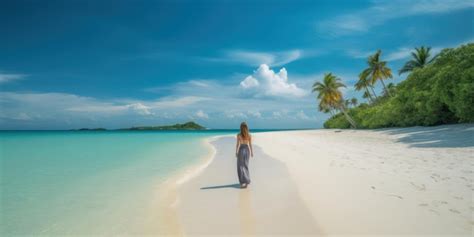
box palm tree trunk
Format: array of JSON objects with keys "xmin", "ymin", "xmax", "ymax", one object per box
[
  {"xmin": 365, "ymin": 87, "xmax": 374, "ymax": 102},
  {"xmin": 379, "ymin": 79, "xmax": 392, "ymax": 97},
  {"xmin": 339, "ymin": 106, "xmax": 357, "ymax": 128},
  {"xmin": 369, "ymin": 85, "xmax": 378, "ymax": 99}
]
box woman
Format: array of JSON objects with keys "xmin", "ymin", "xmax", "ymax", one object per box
[{"xmin": 235, "ymin": 122, "xmax": 253, "ymax": 188}]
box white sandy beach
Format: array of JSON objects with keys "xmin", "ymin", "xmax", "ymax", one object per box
[{"xmin": 174, "ymin": 124, "xmax": 473, "ymax": 236}]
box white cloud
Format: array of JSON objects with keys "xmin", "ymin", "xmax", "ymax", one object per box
[
  {"xmin": 408, "ymin": 0, "xmax": 474, "ymax": 14},
  {"xmin": 226, "ymin": 50, "xmax": 275, "ymax": 65},
  {"xmin": 385, "ymin": 47, "xmax": 414, "ymax": 61},
  {"xmin": 272, "ymin": 111, "xmax": 284, "ymax": 119},
  {"xmin": 347, "ymin": 48, "xmax": 414, "ymax": 61},
  {"xmin": 224, "ymin": 111, "xmax": 248, "ymax": 119},
  {"xmin": 149, "ymin": 96, "xmax": 210, "ymax": 108},
  {"xmin": 127, "ymin": 103, "xmax": 152, "ymax": 115},
  {"xmin": 0, "ymin": 92, "xmax": 208, "ymax": 123},
  {"xmin": 207, "ymin": 49, "xmax": 304, "ymax": 67},
  {"xmin": 318, "ymin": 0, "xmax": 474, "ymax": 37},
  {"xmin": 187, "ymin": 80, "xmax": 211, "ymax": 88},
  {"xmin": 0, "ymin": 73, "xmax": 325, "ymax": 129},
  {"xmin": 239, "ymin": 64, "xmax": 307, "ymax": 98},
  {"xmin": 296, "ymin": 110, "xmax": 310, "ymax": 120},
  {"xmin": 64, "ymin": 96, "xmax": 208, "ymax": 114},
  {"xmin": 346, "ymin": 49, "xmax": 372, "ymax": 59},
  {"xmin": 247, "ymin": 111, "xmax": 262, "ymax": 119},
  {"xmin": 0, "ymin": 89, "xmax": 323, "ymax": 129},
  {"xmin": 145, "ymin": 79, "xmax": 241, "ymax": 99},
  {"xmin": 1, "ymin": 112, "xmax": 33, "ymax": 121},
  {"xmin": 0, "ymin": 73, "xmax": 27, "ymax": 84},
  {"xmin": 195, "ymin": 110, "xmax": 209, "ymax": 119},
  {"xmin": 240, "ymin": 76, "xmax": 259, "ymax": 88}
]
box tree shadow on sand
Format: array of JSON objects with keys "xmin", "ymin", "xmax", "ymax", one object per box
[
  {"xmin": 379, "ymin": 124, "xmax": 474, "ymax": 148},
  {"xmin": 200, "ymin": 183, "xmax": 241, "ymax": 190}
]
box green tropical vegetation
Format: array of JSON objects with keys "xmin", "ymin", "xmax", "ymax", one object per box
[
  {"xmin": 312, "ymin": 73, "xmax": 357, "ymax": 128},
  {"xmin": 398, "ymin": 46, "xmax": 436, "ymax": 75},
  {"xmin": 360, "ymin": 49, "xmax": 394, "ymax": 97},
  {"xmin": 74, "ymin": 128, "xmax": 107, "ymax": 131},
  {"xmin": 313, "ymin": 43, "xmax": 474, "ymax": 129}
]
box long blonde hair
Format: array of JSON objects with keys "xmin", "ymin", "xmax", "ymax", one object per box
[{"xmin": 240, "ymin": 122, "xmax": 250, "ymax": 141}]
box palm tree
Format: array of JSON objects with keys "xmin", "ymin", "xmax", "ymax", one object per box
[
  {"xmin": 350, "ymin": 97, "xmax": 358, "ymax": 107},
  {"xmin": 384, "ymin": 82, "xmax": 396, "ymax": 97},
  {"xmin": 399, "ymin": 46, "xmax": 436, "ymax": 75},
  {"xmin": 312, "ymin": 73, "xmax": 357, "ymax": 128},
  {"xmin": 319, "ymin": 103, "xmax": 334, "ymax": 116},
  {"xmin": 361, "ymin": 50, "xmax": 393, "ymax": 97},
  {"xmin": 344, "ymin": 99, "xmax": 351, "ymax": 108},
  {"xmin": 355, "ymin": 72, "xmax": 376, "ymax": 102},
  {"xmin": 362, "ymin": 91, "xmax": 372, "ymax": 101}
]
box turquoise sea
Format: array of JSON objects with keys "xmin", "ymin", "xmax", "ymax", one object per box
[{"xmin": 1, "ymin": 130, "xmax": 250, "ymax": 235}]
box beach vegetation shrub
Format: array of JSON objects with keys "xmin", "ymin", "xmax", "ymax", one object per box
[{"xmin": 324, "ymin": 43, "xmax": 474, "ymax": 128}]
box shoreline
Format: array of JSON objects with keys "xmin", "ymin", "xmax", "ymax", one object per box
[
  {"xmin": 155, "ymin": 134, "xmax": 231, "ymax": 235},
  {"xmin": 174, "ymin": 135, "xmax": 229, "ymax": 186},
  {"xmin": 175, "ymin": 136, "xmax": 321, "ymax": 235}
]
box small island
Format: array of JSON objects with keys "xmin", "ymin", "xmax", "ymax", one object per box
[
  {"xmin": 72, "ymin": 121, "xmax": 206, "ymax": 131},
  {"xmin": 71, "ymin": 128, "xmax": 107, "ymax": 131},
  {"xmin": 123, "ymin": 121, "xmax": 206, "ymax": 131}
]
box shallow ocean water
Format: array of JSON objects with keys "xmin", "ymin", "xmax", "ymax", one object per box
[{"xmin": 0, "ymin": 130, "xmax": 235, "ymax": 234}]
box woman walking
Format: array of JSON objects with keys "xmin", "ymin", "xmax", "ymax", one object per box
[{"xmin": 235, "ymin": 122, "xmax": 253, "ymax": 188}]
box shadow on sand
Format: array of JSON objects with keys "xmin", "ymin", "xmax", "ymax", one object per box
[
  {"xmin": 200, "ymin": 183, "xmax": 241, "ymax": 190},
  {"xmin": 380, "ymin": 124, "xmax": 474, "ymax": 148}
]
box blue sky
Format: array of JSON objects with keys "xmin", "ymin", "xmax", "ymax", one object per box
[{"xmin": 1, "ymin": 0, "xmax": 473, "ymax": 129}]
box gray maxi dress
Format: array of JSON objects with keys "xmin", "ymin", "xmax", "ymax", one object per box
[{"xmin": 237, "ymin": 144, "xmax": 251, "ymax": 184}]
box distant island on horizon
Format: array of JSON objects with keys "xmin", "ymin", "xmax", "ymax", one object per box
[{"xmin": 73, "ymin": 121, "xmax": 206, "ymax": 131}]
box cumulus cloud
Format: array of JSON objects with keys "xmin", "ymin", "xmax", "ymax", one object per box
[
  {"xmin": 240, "ymin": 76, "xmax": 259, "ymax": 89},
  {"xmin": 239, "ymin": 64, "xmax": 307, "ymax": 98}
]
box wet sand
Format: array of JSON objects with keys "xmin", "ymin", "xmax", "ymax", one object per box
[{"xmin": 175, "ymin": 136, "xmax": 321, "ymax": 236}]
